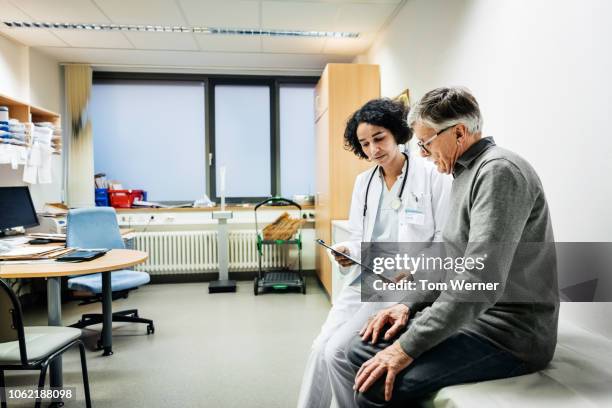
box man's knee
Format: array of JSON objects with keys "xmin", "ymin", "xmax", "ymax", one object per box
[
  {"xmin": 356, "ymin": 371, "xmax": 433, "ymax": 407},
  {"xmin": 355, "ymin": 388, "xmax": 387, "ymax": 408},
  {"xmin": 346, "ymin": 335, "xmax": 372, "ymax": 369}
]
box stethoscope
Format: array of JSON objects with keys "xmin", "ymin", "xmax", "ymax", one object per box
[{"xmin": 363, "ymin": 151, "xmax": 409, "ymax": 218}]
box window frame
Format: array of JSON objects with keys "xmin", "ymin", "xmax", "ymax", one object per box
[{"xmin": 92, "ymin": 72, "xmax": 318, "ymax": 204}]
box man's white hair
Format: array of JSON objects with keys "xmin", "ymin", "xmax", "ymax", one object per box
[{"xmin": 407, "ymin": 87, "xmax": 483, "ymax": 134}]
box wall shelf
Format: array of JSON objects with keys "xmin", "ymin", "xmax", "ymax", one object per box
[{"xmin": 0, "ymin": 92, "xmax": 62, "ymax": 155}]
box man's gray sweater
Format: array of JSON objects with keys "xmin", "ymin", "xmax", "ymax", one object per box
[{"xmin": 399, "ymin": 137, "xmax": 559, "ymax": 370}]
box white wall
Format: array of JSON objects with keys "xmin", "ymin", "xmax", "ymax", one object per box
[
  {"xmin": 356, "ymin": 0, "xmax": 612, "ymax": 241},
  {"xmin": 0, "ymin": 33, "xmax": 63, "ymax": 209},
  {"xmin": 0, "ymin": 33, "xmax": 28, "ymax": 100},
  {"xmin": 28, "ymin": 47, "xmax": 61, "ymax": 114}
]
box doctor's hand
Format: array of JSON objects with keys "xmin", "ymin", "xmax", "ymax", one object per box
[
  {"xmin": 354, "ymin": 341, "xmax": 414, "ymax": 401},
  {"xmin": 360, "ymin": 304, "xmax": 410, "ymax": 344},
  {"xmin": 332, "ymin": 246, "xmax": 354, "ymax": 267}
]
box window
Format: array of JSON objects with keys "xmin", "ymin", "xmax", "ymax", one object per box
[
  {"xmin": 91, "ymin": 80, "xmax": 206, "ymax": 202},
  {"xmin": 212, "ymin": 84, "xmax": 272, "ymax": 200},
  {"xmin": 91, "ymin": 73, "xmax": 317, "ymax": 204},
  {"xmin": 279, "ymin": 84, "xmax": 316, "ymax": 197}
]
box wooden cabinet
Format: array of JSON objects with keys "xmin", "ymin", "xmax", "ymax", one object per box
[{"xmin": 314, "ymin": 64, "xmax": 380, "ymax": 297}]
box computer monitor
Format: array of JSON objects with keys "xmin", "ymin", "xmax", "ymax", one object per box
[{"xmin": 0, "ymin": 186, "xmax": 39, "ymax": 234}]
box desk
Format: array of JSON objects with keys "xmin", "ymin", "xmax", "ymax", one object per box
[{"xmin": 0, "ymin": 249, "xmax": 147, "ymax": 389}]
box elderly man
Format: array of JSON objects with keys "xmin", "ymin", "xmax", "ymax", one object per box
[{"xmin": 345, "ymin": 87, "xmax": 559, "ymax": 407}]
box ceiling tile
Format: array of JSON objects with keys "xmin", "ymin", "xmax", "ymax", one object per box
[
  {"xmin": 0, "ymin": 0, "xmax": 32, "ymax": 20},
  {"xmin": 35, "ymin": 46, "xmax": 353, "ymax": 74},
  {"xmin": 0, "ymin": 27, "xmax": 67, "ymax": 47},
  {"xmin": 261, "ymin": 1, "xmax": 338, "ymax": 31},
  {"xmin": 178, "ymin": 0, "xmax": 260, "ymax": 28},
  {"xmin": 194, "ymin": 34, "xmax": 260, "ymax": 52},
  {"xmin": 286, "ymin": 0, "xmax": 400, "ymax": 3},
  {"xmin": 124, "ymin": 31, "xmax": 198, "ymax": 51},
  {"xmin": 334, "ymin": 3, "xmax": 397, "ymax": 33},
  {"xmin": 94, "ymin": 0, "xmax": 187, "ymax": 26},
  {"xmin": 344, "ymin": 0, "xmax": 400, "ymax": 3},
  {"xmin": 50, "ymin": 29, "xmax": 133, "ymax": 48},
  {"xmin": 323, "ymin": 33, "xmax": 375, "ymax": 55},
  {"xmin": 262, "ymin": 37, "xmax": 325, "ymax": 54},
  {"xmin": 12, "ymin": 0, "xmax": 111, "ymax": 23}
]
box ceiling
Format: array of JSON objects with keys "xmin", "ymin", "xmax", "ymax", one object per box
[{"xmin": 0, "ymin": 0, "xmax": 405, "ymax": 74}]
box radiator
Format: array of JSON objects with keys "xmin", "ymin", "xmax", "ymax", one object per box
[{"xmin": 131, "ymin": 230, "xmax": 288, "ymax": 275}]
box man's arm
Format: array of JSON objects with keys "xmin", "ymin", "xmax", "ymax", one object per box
[{"xmin": 398, "ymin": 159, "xmax": 535, "ymax": 358}]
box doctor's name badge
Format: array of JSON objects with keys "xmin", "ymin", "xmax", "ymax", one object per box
[{"xmin": 401, "ymin": 208, "xmax": 425, "ymax": 225}]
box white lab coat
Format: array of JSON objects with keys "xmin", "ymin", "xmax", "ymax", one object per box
[
  {"xmin": 334, "ymin": 151, "xmax": 452, "ymax": 291},
  {"xmin": 298, "ymin": 152, "xmax": 452, "ymax": 408}
]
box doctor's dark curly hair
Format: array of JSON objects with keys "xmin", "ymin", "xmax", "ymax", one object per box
[{"xmin": 344, "ymin": 98, "xmax": 412, "ymax": 160}]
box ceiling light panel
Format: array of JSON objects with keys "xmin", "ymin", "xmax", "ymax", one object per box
[{"xmin": 3, "ymin": 21, "xmax": 358, "ymax": 38}]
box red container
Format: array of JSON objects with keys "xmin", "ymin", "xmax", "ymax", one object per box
[{"xmin": 108, "ymin": 189, "xmax": 144, "ymax": 208}]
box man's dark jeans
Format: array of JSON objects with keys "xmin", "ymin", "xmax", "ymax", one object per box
[{"xmin": 347, "ymin": 329, "xmax": 532, "ymax": 408}]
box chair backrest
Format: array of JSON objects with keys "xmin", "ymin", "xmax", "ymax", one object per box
[
  {"xmin": 0, "ymin": 279, "xmax": 28, "ymax": 364},
  {"xmin": 67, "ymin": 207, "xmax": 125, "ymax": 250}
]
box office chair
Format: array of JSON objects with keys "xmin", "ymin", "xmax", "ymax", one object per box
[
  {"xmin": 0, "ymin": 279, "xmax": 92, "ymax": 408},
  {"xmin": 66, "ymin": 208, "xmax": 154, "ymax": 346}
]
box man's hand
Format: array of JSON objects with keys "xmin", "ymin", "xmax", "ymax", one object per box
[
  {"xmin": 332, "ymin": 246, "xmax": 354, "ymax": 267},
  {"xmin": 354, "ymin": 342, "xmax": 414, "ymax": 401},
  {"xmin": 360, "ymin": 304, "xmax": 410, "ymax": 344}
]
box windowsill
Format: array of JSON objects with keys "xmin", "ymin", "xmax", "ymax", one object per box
[{"xmin": 114, "ymin": 204, "xmax": 315, "ymax": 213}]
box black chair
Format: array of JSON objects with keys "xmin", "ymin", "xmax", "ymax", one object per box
[{"xmin": 0, "ymin": 279, "xmax": 91, "ymax": 408}]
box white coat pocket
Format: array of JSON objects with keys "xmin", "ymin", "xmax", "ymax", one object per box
[{"xmin": 399, "ymin": 192, "xmax": 435, "ymax": 241}]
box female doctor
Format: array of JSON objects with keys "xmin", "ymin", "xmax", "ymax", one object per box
[{"xmin": 297, "ymin": 98, "xmax": 452, "ymax": 408}]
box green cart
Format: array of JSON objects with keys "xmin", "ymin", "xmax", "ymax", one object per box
[{"xmin": 254, "ymin": 197, "xmax": 306, "ymax": 296}]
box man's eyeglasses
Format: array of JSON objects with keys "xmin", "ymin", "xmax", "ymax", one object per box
[{"xmin": 416, "ymin": 125, "xmax": 455, "ymax": 155}]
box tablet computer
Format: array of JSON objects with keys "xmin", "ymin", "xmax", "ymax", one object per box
[
  {"xmin": 315, "ymin": 239, "xmax": 408, "ymax": 285},
  {"xmin": 315, "ymin": 239, "xmax": 379, "ymax": 274},
  {"xmin": 56, "ymin": 249, "xmax": 109, "ymax": 262}
]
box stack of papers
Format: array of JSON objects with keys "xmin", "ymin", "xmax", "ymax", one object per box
[
  {"xmin": 28, "ymin": 232, "xmax": 66, "ymax": 241},
  {"xmin": 40, "ymin": 202, "xmax": 68, "ymax": 216},
  {"xmin": 0, "ymin": 245, "xmax": 72, "ymax": 261}
]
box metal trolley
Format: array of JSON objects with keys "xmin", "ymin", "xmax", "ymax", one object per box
[{"xmin": 254, "ymin": 197, "xmax": 306, "ymax": 296}]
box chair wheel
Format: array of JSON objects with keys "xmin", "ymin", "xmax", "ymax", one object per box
[
  {"xmin": 302, "ymin": 284, "xmax": 306, "ymax": 295},
  {"xmin": 147, "ymin": 324, "xmax": 155, "ymax": 335}
]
